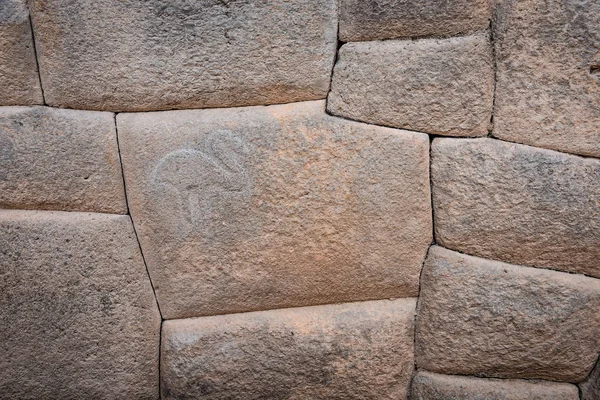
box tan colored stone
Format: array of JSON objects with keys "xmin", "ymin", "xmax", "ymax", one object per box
[
  {"xmin": 0, "ymin": 106, "xmax": 127, "ymax": 214},
  {"xmin": 493, "ymin": 0, "xmax": 600, "ymax": 158},
  {"xmin": 117, "ymin": 100, "xmax": 431, "ymax": 319},
  {"xmin": 432, "ymin": 137, "xmax": 600, "ymax": 278},
  {"xmin": 411, "ymin": 371, "xmax": 579, "ymax": 400},
  {"xmin": 415, "ymin": 246, "xmax": 600, "ymax": 382},
  {"xmin": 339, "ymin": 0, "xmax": 491, "ymax": 42},
  {"xmin": 162, "ymin": 298, "xmax": 415, "ymax": 399},
  {"xmin": 29, "ymin": 0, "xmax": 337, "ymax": 112},
  {"xmin": 580, "ymin": 357, "xmax": 600, "ymax": 400},
  {"xmin": 0, "ymin": 0, "xmax": 43, "ymax": 105},
  {"xmin": 0, "ymin": 210, "xmax": 161, "ymax": 399},
  {"xmin": 327, "ymin": 33, "xmax": 494, "ymax": 137}
]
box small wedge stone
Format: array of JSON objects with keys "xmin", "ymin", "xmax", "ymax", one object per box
[
  {"xmin": 162, "ymin": 299, "xmax": 416, "ymax": 399},
  {"xmin": 339, "ymin": 0, "xmax": 491, "ymax": 42},
  {"xmin": 415, "ymin": 246, "xmax": 600, "ymax": 382},
  {"xmin": 411, "ymin": 371, "xmax": 579, "ymax": 400},
  {"xmin": 0, "ymin": 0, "xmax": 43, "ymax": 105},
  {"xmin": 328, "ymin": 33, "xmax": 494, "ymax": 137},
  {"xmin": 432, "ymin": 137, "xmax": 600, "ymax": 278},
  {"xmin": 0, "ymin": 106, "xmax": 127, "ymax": 214},
  {"xmin": 0, "ymin": 210, "xmax": 161, "ymax": 399}
]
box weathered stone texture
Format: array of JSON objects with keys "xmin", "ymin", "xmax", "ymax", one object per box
[
  {"xmin": 29, "ymin": 0, "xmax": 337, "ymax": 112},
  {"xmin": 118, "ymin": 100, "xmax": 431, "ymax": 319},
  {"xmin": 411, "ymin": 371, "xmax": 579, "ymax": 400},
  {"xmin": 0, "ymin": 210, "xmax": 161, "ymax": 399},
  {"xmin": 493, "ymin": 0, "xmax": 600, "ymax": 157},
  {"xmin": 0, "ymin": 0, "xmax": 43, "ymax": 105},
  {"xmin": 0, "ymin": 106, "xmax": 127, "ymax": 214},
  {"xmin": 162, "ymin": 299, "xmax": 415, "ymax": 400},
  {"xmin": 432, "ymin": 138, "xmax": 600, "ymax": 278},
  {"xmin": 339, "ymin": 0, "xmax": 491, "ymax": 42},
  {"xmin": 415, "ymin": 246, "xmax": 600, "ymax": 382},
  {"xmin": 580, "ymin": 357, "xmax": 600, "ymax": 400},
  {"xmin": 327, "ymin": 33, "xmax": 494, "ymax": 137}
]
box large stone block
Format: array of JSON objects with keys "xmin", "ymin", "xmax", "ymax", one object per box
[
  {"xmin": 0, "ymin": 106, "xmax": 127, "ymax": 214},
  {"xmin": 0, "ymin": 210, "xmax": 161, "ymax": 399},
  {"xmin": 327, "ymin": 33, "xmax": 494, "ymax": 137},
  {"xmin": 29, "ymin": 0, "xmax": 337, "ymax": 112},
  {"xmin": 411, "ymin": 371, "xmax": 579, "ymax": 400},
  {"xmin": 432, "ymin": 137, "xmax": 600, "ymax": 278},
  {"xmin": 0, "ymin": 0, "xmax": 43, "ymax": 105},
  {"xmin": 493, "ymin": 0, "xmax": 600, "ymax": 157},
  {"xmin": 415, "ymin": 246, "xmax": 600, "ymax": 382},
  {"xmin": 580, "ymin": 357, "xmax": 600, "ymax": 400},
  {"xmin": 118, "ymin": 100, "xmax": 432, "ymax": 319},
  {"xmin": 339, "ymin": 0, "xmax": 490, "ymax": 42},
  {"xmin": 162, "ymin": 299, "xmax": 415, "ymax": 399}
]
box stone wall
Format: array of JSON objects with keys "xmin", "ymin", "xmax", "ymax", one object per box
[{"xmin": 1, "ymin": 0, "xmax": 599, "ymax": 399}]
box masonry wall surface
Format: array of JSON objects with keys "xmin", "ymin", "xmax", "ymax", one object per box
[{"xmin": 1, "ymin": 0, "xmax": 599, "ymax": 398}]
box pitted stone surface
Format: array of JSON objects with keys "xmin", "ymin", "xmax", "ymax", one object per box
[
  {"xmin": 580, "ymin": 357, "xmax": 600, "ymax": 400},
  {"xmin": 0, "ymin": 0, "xmax": 43, "ymax": 105},
  {"xmin": 415, "ymin": 246, "xmax": 600, "ymax": 382},
  {"xmin": 339, "ymin": 0, "xmax": 490, "ymax": 42},
  {"xmin": 327, "ymin": 33, "xmax": 494, "ymax": 137},
  {"xmin": 118, "ymin": 100, "xmax": 431, "ymax": 319},
  {"xmin": 493, "ymin": 0, "xmax": 600, "ymax": 157},
  {"xmin": 411, "ymin": 371, "xmax": 579, "ymax": 400},
  {"xmin": 432, "ymin": 137, "xmax": 600, "ymax": 278},
  {"xmin": 162, "ymin": 299, "xmax": 415, "ymax": 400},
  {"xmin": 0, "ymin": 106, "xmax": 127, "ymax": 214},
  {"xmin": 29, "ymin": 0, "xmax": 337, "ymax": 112},
  {"xmin": 0, "ymin": 210, "xmax": 161, "ymax": 399}
]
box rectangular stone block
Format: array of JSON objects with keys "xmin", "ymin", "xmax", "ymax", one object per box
[
  {"xmin": 0, "ymin": 210, "xmax": 161, "ymax": 399},
  {"xmin": 327, "ymin": 33, "xmax": 494, "ymax": 137},
  {"xmin": 117, "ymin": 100, "xmax": 432, "ymax": 319},
  {"xmin": 432, "ymin": 137, "xmax": 600, "ymax": 278},
  {"xmin": 162, "ymin": 299, "xmax": 416, "ymax": 399},
  {"xmin": 0, "ymin": 0, "xmax": 43, "ymax": 105},
  {"xmin": 339, "ymin": 0, "xmax": 490, "ymax": 42},
  {"xmin": 0, "ymin": 106, "xmax": 127, "ymax": 214},
  {"xmin": 415, "ymin": 246, "xmax": 600, "ymax": 382},
  {"xmin": 29, "ymin": 0, "xmax": 337, "ymax": 112},
  {"xmin": 493, "ymin": 0, "xmax": 600, "ymax": 157},
  {"xmin": 411, "ymin": 371, "xmax": 579, "ymax": 400}
]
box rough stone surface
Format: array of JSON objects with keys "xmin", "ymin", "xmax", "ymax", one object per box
[
  {"xmin": 432, "ymin": 137, "xmax": 600, "ymax": 278},
  {"xmin": 118, "ymin": 100, "xmax": 431, "ymax": 319},
  {"xmin": 0, "ymin": 0, "xmax": 43, "ymax": 105},
  {"xmin": 493, "ymin": 0, "xmax": 600, "ymax": 157},
  {"xmin": 415, "ymin": 246, "xmax": 600, "ymax": 382},
  {"xmin": 339, "ymin": 0, "xmax": 491, "ymax": 42},
  {"xmin": 580, "ymin": 357, "xmax": 600, "ymax": 400},
  {"xmin": 162, "ymin": 298, "xmax": 415, "ymax": 400},
  {"xmin": 0, "ymin": 210, "xmax": 161, "ymax": 399},
  {"xmin": 327, "ymin": 33, "xmax": 494, "ymax": 137},
  {"xmin": 29, "ymin": 0, "xmax": 337, "ymax": 112},
  {"xmin": 0, "ymin": 106, "xmax": 127, "ymax": 214},
  {"xmin": 411, "ymin": 371, "xmax": 579, "ymax": 400}
]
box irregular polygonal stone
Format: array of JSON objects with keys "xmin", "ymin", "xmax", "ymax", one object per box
[
  {"xmin": 118, "ymin": 100, "xmax": 431, "ymax": 319},
  {"xmin": 493, "ymin": 0, "xmax": 600, "ymax": 157},
  {"xmin": 432, "ymin": 137, "xmax": 600, "ymax": 278},
  {"xmin": 0, "ymin": 106, "xmax": 127, "ymax": 214},
  {"xmin": 162, "ymin": 299, "xmax": 416, "ymax": 400},
  {"xmin": 339, "ymin": 0, "xmax": 491, "ymax": 42},
  {"xmin": 580, "ymin": 357, "xmax": 600, "ymax": 400},
  {"xmin": 0, "ymin": 0, "xmax": 43, "ymax": 105},
  {"xmin": 415, "ymin": 246, "xmax": 600, "ymax": 382},
  {"xmin": 0, "ymin": 210, "xmax": 161, "ymax": 399},
  {"xmin": 410, "ymin": 371, "xmax": 579, "ymax": 400},
  {"xmin": 328, "ymin": 33, "xmax": 494, "ymax": 137},
  {"xmin": 29, "ymin": 0, "xmax": 337, "ymax": 112}
]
